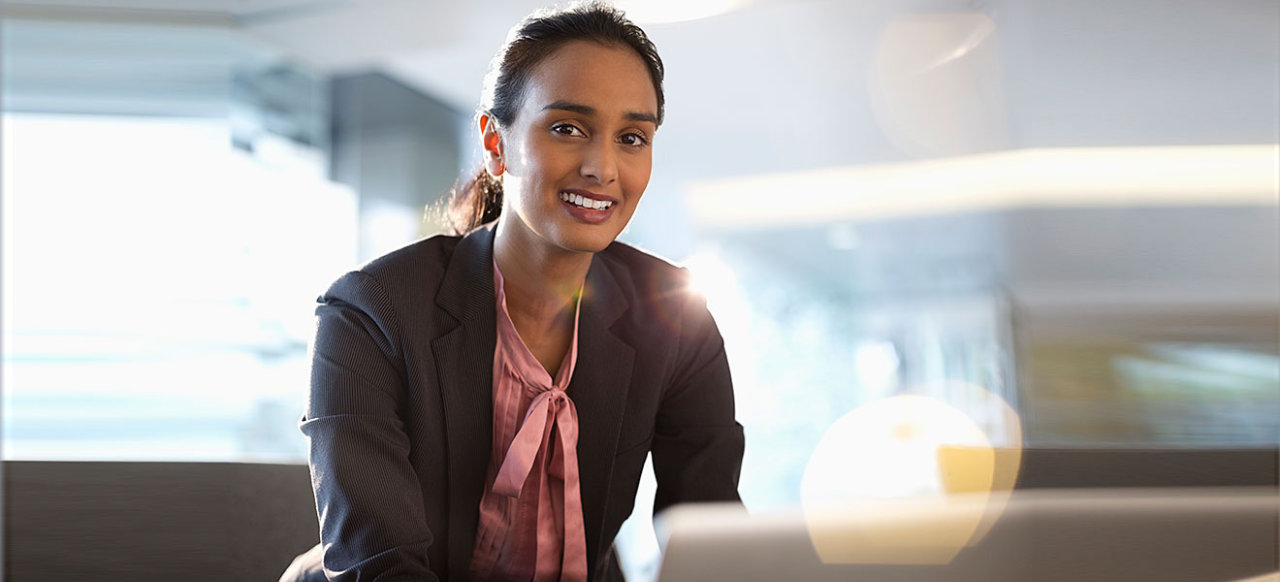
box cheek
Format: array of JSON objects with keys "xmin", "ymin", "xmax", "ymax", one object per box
[
  {"xmin": 506, "ymin": 148, "xmax": 554, "ymax": 206},
  {"xmin": 624, "ymin": 156, "xmax": 653, "ymax": 200},
  {"xmin": 523, "ymin": 144, "xmax": 576, "ymax": 187}
]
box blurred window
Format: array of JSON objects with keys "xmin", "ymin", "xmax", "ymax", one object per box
[
  {"xmin": 1022, "ymin": 316, "xmax": 1280, "ymax": 447},
  {"xmin": 2, "ymin": 112, "xmax": 356, "ymax": 461}
]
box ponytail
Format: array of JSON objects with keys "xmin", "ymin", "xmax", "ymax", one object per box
[{"xmin": 447, "ymin": 167, "xmax": 503, "ymax": 234}]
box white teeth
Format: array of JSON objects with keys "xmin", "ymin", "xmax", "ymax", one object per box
[{"xmin": 560, "ymin": 192, "xmax": 613, "ymax": 210}]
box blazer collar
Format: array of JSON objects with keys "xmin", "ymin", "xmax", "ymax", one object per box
[
  {"xmin": 435, "ymin": 222, "xmax": 498, "ymax": 325},
  {"xmin": 432, "ymin": 223, "xmax": 637, "ymax": 577},
  {"xmin": 435, "ymin": 222, "xmax": 632, "ymax": 328}
]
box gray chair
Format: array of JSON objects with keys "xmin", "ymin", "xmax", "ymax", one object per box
[{"xmin": 4, "ymin": 461, "xmax": 319, "ymax": 581}]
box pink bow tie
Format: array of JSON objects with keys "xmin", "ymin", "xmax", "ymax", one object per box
[
  {"xmin": 494, "ymin": 388, "xmax": 579, "ymax": 496},
  {"xmin": 492, "ymin": 387, "xmax": 588, "ymax": 581}
]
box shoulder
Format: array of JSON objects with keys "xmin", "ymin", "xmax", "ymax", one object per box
[
  {"xmin": 596, "ymin": 240, "xmax": 715, "ymax": 338},
  {"xmin": 321, "ymin": 233, "xmax": 466, "ymax": 309},
  {"xmin": 600, "ymin": 242, "xmax": 728, "ymax": 384},
  {"xmin": 358, "ymin": 234, "xmax": 463, "ymax": 283},
  {"xmin": 317, "ymin": 232, "xmax": 481, "ymax": 349},
  {"xmin": 598, "ymin": 239, "xmax": 693, "ymax": 295}
]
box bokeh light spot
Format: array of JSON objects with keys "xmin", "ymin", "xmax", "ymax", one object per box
[{"xmin": 800, "ymin": 387, "xmax": 1023, "ymax": 565}]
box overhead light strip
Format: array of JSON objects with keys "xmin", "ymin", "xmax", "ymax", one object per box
[{"xmin": 686, "ymin": 145, "xmax": 1280, "ymax": 228}]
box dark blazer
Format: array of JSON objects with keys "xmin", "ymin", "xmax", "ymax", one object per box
[{"xmin": 299, "ymin": 223, "xmax": 744, "ymax": 581}]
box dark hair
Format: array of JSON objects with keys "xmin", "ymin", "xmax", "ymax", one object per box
[{"xmin": 445, "ymin": 1, "xmax": 665, "ymax": 234}]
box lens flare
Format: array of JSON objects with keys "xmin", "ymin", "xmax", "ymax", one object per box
[{"xmin": 800, "ymin": 384, "xmax": 1022, "ymax": 564}]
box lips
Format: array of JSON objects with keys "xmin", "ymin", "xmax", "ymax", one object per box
[{"xmin": 558, "ymin": 189, "xmax": 618, "ymax": 224}]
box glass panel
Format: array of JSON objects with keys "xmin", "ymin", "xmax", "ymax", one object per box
[{"xmin": 2, "ymin": 113, "xmax": 357, "ymax": 461}]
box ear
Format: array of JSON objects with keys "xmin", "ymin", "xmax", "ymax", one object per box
[{"xmin": 480, "ymin": 113, "xmax": 504, "ymax": 177}]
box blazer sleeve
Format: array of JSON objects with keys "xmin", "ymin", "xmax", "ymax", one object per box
[
  {"xmin": 650, "ymin": 276, "xmax": 746, "ymax": 516},
  {"xmin": 301, "ymin": 270, "xmax": 441, "ymax": 582}
]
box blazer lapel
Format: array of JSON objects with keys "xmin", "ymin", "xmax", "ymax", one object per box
[
  {"xmin": 430, "ymin": 228, "xmax": 637, "ymax": 576},
  {"xmin": 570, "ymin": 251, "xmax": 636, "ymax": 569},
  {"xmin": 430, "ymin": 224, "xmax": 498, "ymax": 578}
]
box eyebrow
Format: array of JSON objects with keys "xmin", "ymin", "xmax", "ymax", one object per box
[{"xmin": 541, "ymin": 100, "xmax": 658, "ymax": 125}]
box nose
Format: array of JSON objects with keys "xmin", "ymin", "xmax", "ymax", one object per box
[{"xmin": 579, "ymin": 140, "xmax": 618, "ymax": 185}]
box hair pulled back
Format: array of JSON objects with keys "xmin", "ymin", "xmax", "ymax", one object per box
[{"xmin": 446, "ymin": 1, "xmax": 665, "ymax": 234}]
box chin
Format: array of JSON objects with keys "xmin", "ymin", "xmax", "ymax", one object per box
[
  {"xmin": 548, "ymin": 223, "xmax": 626, "ymax": 254},
  {"xmin": 556, "ymin": 233, "xmax": 616, "ymax": 254}
]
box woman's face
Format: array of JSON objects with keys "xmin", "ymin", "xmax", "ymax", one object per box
[{"xmin": 491, "ymin": 40, "xmax": 658, "ymax": 256}]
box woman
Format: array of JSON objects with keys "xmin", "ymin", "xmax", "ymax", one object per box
[{"xmin": 284, "ymin": 3, "xmax": 744, "ymax": 581}]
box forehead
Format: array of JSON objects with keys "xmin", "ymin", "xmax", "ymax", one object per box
[{"xmin": 520, "ymin": 40, "xmax": 658, "ymax": 120}]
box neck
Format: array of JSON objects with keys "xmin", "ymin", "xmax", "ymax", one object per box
[{"xmin": 493, "ymin": 221, "xmax": 591, "ymax": 323}]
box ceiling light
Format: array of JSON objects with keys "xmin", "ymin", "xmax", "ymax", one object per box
[
  {"xmin": 687, "ymin": 145, "xmax": 1280, "ymax": 228},
  {"xmin": 613, "ymin": 0, "xmax": 747, "ymax": 24}
]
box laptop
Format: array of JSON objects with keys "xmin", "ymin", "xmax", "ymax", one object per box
[{"xmin": 655, "ymin": 487, "xmax": 1279, "ymax": 582}]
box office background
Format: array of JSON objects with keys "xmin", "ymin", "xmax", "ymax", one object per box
[{"xmin": 2, "ymin": 0, "xmax": 1277, "ymax": 580}]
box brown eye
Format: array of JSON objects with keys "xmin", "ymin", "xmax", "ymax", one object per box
[
  {"xmin": 552, "ymin": 123, "xmax": 585, "ymax": 137},
  {"xmin": 619, "ymin": 132, "xmax": 649, "ymax": 147}
]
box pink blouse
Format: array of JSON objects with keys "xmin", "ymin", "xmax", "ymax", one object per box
[{"xmin": 468, "ymin": 263, "xmax": 589, "ymax": 582}]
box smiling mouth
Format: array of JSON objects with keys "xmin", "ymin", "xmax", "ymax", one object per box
[{"xmin": 559, "ymin": 192, "xmax": 614, "ymax": 211}]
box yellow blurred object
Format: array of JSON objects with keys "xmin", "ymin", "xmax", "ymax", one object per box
[
  {"xmin": 937, "ymin": 445, "xmax": 996, "ymax": 494},
  {"xmin": 938, "ymin": 445, "xmax": 1022, "ymax": 495},
  {"xmin": 939, "ymin": 444, "xmax": 1023, "ymax": 550}
]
